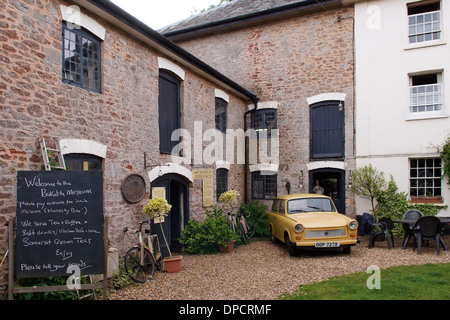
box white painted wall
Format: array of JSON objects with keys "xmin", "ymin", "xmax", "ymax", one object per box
[{"xmin": 354, "ymin": 0, "xmax": 450, "ymax": 216}]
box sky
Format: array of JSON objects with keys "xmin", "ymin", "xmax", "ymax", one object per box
[{"xmin": 110, "ymin": 0, "xmax": 221, "ymax": 30}]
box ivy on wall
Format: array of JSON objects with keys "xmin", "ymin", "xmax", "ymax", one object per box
[{"xmin": 439, "ymin": 136, "xmax": 450, "ymax": 185}]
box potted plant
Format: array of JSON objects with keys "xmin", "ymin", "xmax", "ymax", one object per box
[
  {"xmin": 143, "ymin": 197, "xmax": 182, "ymax": 273},
  {"xmin": 214, "ymin": 211, "xmax": 238, "ymax": 253},
  {"xmin": 217, "ymin": 190, "xmax": 240, "ymax": 252}
]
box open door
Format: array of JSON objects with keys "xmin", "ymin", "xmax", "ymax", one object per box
[
  {"xmin": 309, "ymin": 169, "xmax": 346, "ymax": 214},
  {"xmin": 150, "ymin": 173, "xmax": 189, "ymax": 257}
]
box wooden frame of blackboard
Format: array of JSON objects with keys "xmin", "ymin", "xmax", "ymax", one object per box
[{"xmin": 8, "ymin": 216, "xmax": 109, "ymax": 300}]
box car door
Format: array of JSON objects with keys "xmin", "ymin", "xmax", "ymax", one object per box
[
  {"xmin": 273, "ymin": 199, "xmax": 286, "ymax": 241},
  {"xmin": 268, "ymin": 199, "xmax": 279, "ymax": 237}
]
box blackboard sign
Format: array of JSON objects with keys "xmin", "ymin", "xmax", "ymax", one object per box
[{"xmin": 16, "ymin": 171, "xmax": 104, "ymax": 278}]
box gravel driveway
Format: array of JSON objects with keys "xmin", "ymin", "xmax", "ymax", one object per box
[{"xmin": 109, "ymin": 236, "xmax": 450, "ymax": 300}]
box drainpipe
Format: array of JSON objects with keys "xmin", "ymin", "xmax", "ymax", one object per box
[{"xmin": 244, "ymin": 97, "xmax": 259, "ymax": 204}]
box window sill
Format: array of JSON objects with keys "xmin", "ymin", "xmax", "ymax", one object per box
[
  {"xmin": 405, "ymin": 40, "xmax": 447, "ymax": 51},
  {"xmin": 406, "ymin": 112, "xmax": 449, "ymax": 121},
  {"xmin": 410, "ymin": 196, "xmax": 443, "ymax": 204}
]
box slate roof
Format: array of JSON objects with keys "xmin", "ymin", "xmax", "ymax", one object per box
[{"xmin": 159, "ymin": 0, "xmax": 339, "ymax": 35}]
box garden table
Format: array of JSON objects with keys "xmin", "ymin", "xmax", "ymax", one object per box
[{"xmin": 393, "ymin": 217, "xmax": 450, "ymax": 250}]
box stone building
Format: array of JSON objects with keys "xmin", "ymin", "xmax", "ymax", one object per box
[
  {"xmin": 161, "ymin": 0, "xmax": 357, "ymax": 215},
  {"xmin": 0, "ymin": 0, "xmax": 259, "ymax": 288}
]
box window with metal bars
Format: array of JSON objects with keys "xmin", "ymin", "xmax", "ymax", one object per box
[
  {"xmin": 62, "ymin": 23, "xmax": 101, "ymax": 92},
  {"xmin": 216, "ymin": 168, "xmax": 228, "ymax": 200},
  {"xmin": 215, "ymin": 98, "xmax": 227, "ymax": 133},
  {"xmin": 251, "ymin": 171, "xmax": 277, "ymax": 200},
  {"xmin": 251, "ymin": 109, "xmax": 277, "ymax": 139}
]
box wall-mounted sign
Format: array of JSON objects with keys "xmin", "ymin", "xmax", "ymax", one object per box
[
  {"xmin": 121, "ymin": 174, "xmax": 146, "ymax": 203},
  {"xmin": 151, "ymin": 187, "xmax": 166, "ymax": 223},
  {"xmin": 192, "ymin": 169, "xmax": 214, "ymax": 207},
  {"xmin": 16, "ymin": 171, "xmax": 104, "ymax": 278}
]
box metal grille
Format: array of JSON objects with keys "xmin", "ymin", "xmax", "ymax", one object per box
[{"xmin": 305, "ymin": 229, "xmax": 346, "ymax": 239}]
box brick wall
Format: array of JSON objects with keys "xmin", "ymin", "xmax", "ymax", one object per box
[
  {"xmin": 171, "ymin": 6, "xmax": 357, "ymax": 214},
  {"xmin": 0, "ymin": 0, "xmax": 248, "ymax": 290}
]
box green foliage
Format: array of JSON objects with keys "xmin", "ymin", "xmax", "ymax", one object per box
[
  {"xmin": 351, "ymin": 165, "xmax": 387, "ymax": 219},
  {"xmin": 109, "ymin": 262, "xmax": 134, "ymax": 290},
  {"xmin": 439, "ymin": 136, "xmax": 450, "ymax": 185},
  {"xmin": 179, "ymin": 206, "xmax": 237, "ymax": 254},
  {"xmin": 376, "ymin": 176, "xmax": 446, "ymax": 235},
  {"xmin": 240, "ymin": 201, "xmax": 269, "ymax": 237}
]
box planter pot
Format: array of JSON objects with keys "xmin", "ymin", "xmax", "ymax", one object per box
[
  {"xmin": 164, "ymin": 255, "xmax": 183, "ymax": 273},
  {"xmin": 219, "ymin": 240, "xmax": 236, "ymax": 253},
  {"xmin": 410, "ymin": 196, "xmax": 443, "ymax": 204}
]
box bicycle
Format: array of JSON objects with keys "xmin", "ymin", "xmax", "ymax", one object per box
[
  {"xmin": 226, "ymin": 209, "xmax": 256, "ymax": 244},
  {"xmin": 123, "ymin": 220, "xmax": 163, "ymax": 283}
]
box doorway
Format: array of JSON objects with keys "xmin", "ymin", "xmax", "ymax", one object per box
[
  {"xmin": 309, "ymin": 169, "xmax": 346, "ymax": 214},
  {"xmin": 150, "ymin": 174, "xmax": 189, "ymax": 257}
]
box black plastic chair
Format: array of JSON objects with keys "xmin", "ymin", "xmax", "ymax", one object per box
[
  {"xmin": 369, "ymin": 217, "xmax": 395, "ymax": 250},
  {"xmin": 413, "ymin": 216, "xmax": 448, "ymax": 255},
  {"xmin": 401, "ymin": 210, "xmax": 424, "ymax": 249}
]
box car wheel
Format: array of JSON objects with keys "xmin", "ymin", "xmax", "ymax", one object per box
[{"xmin": 285, "ymin": 233, "xmax": 296, "ymax": 256}]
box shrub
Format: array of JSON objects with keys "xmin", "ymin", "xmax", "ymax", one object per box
[
  {"xmin": 179, "ymin": 206, "xmax": 237, "ymax": 254},
  {"xmin": 439, "ymin": 136, "xmax": 450, "ymax": 185},
  {"xmin": 376, "ymin": 176, "xmax": 447, "ymax": 235},
  {"xmin": 240, "ymin": 201, "xmax": 269, "ymax": 237},
  {"xmin": 351, "ymin": 165, "xmax": 387, "ymax": 219}
]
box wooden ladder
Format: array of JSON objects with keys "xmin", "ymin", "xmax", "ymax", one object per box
[{"xmin": 39, "ymin": 137, "xmax": 66, "ymax": 171}]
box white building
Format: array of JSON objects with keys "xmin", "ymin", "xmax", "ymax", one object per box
[{"xmin": 354, "ymin": 0, "xmax": 450, "ymax": 216}]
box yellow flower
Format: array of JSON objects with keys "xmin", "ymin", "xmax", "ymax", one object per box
[
  {"xmin": 143, "ymin": 197, "xmax": 172, "ymax": 220},
  {"xmin": 218, "ymin": 190, "xmax": 240, "ymax": 205}
]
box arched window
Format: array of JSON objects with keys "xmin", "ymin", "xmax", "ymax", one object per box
[
  {"xmin": 159, "ymin": 71, "xmax": 181, "ymax": 154},
  {"xmin": 215, "ymin": 98, "xmax": 227, "ymax": 133},
  {"xmin": 310, "ymin": 100, "xmax": 345, "ymax": 159},
  {"xmin": 64, "ymin": 153, "xmax": 102, "ymax": 171},
  {"xmin": 216, "ymin": 168, "xmax": 228, "ymax": 200}
]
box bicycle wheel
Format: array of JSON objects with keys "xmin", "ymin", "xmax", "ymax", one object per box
[
  {"xmin": 124, "ymin": 246, "xmax": 156, "ymax": 283},
  {"xmin": 239, "ymin": 222, "xmax": 247, "ymax": 244},
  {"xmin": 245, "ymin": 218, "xmax": 256, "ymax": 239}
]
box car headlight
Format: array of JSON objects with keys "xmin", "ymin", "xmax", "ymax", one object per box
[
  {"xmin": 294, "ymin": 224, "xmax": 303, "ymax": 233},
  {"xmin": 349, "ymin": 221, "xmax": 358, "ymax": 230}
]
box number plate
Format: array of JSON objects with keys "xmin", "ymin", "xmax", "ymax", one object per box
[{"xmin": 315, "ymin": 242, "xmax": 340, "ymax": 248}]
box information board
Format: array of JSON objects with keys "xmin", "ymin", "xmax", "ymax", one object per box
[
  {"xmin": 192, "ymin": 169, "xmax": 214, "ymax": 207},
  {"xmin": 15, "ymin": 171, "xmax": 104, "ymax": 278}
]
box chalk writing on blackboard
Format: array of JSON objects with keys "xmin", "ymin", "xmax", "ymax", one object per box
[{"xmin": 16, "ymin": 171, "xmax": 104, "ymax": 278}]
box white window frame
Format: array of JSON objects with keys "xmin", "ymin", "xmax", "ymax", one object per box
[
  {"xmin": 407, "ymin": 72, "xmax": 448, "ymax": 120},
  {"xmin": 407, "ymin": 1, "xmax": 442, "ymax": 45}
]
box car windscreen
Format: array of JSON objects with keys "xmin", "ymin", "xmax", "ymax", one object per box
[{"xmin": 287, "ymin": 198, "xmax": 335, "ymax": 214}]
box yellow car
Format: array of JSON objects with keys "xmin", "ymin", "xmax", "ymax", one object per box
[{"xmin": 268, "ymin": 194, "xmax": 359, "ymax": 255}]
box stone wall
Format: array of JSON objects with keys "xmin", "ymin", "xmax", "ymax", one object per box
[
  {"xmin": 0, "ymin": 0, "xmax": 248, "ymax": 290},
  {"xmin": 171, "ymin": 6, "xmax": 357, "ymax": 215}
]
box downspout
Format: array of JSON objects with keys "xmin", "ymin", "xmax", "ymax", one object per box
[{"xmin": 244, "ymin": 97, "xmax": 259, "ymax": 204}]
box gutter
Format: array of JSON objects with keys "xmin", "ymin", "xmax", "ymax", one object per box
[
  {"xmin": 163, "ymin": 0, "xmax": 343, "ymax": 42},
  {"xmin": 73, "ymin": 0, "xmax": 259, "ymax": 103},
  {"xmin": 243, "ymin": 101, "xmax": 258, "ymax": 204}
]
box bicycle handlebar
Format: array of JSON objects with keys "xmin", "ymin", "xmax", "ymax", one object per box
[{"xmin": 123, "ymin": 220, "xmax": 150, "ymax": 234}]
